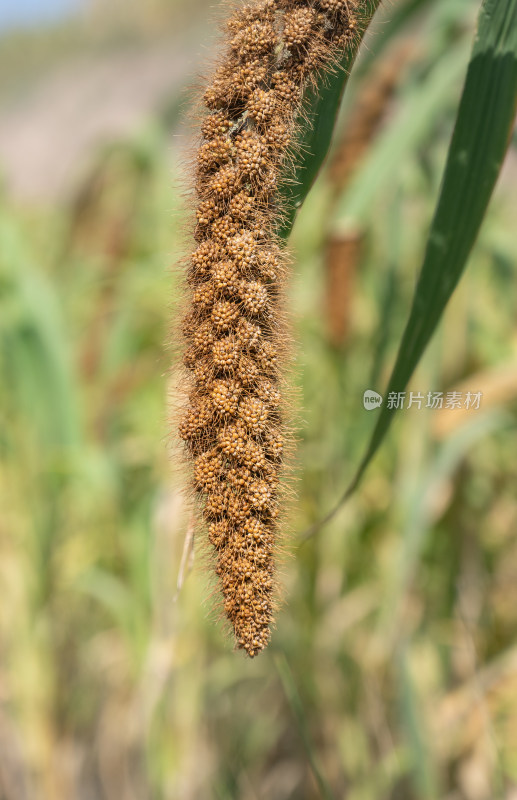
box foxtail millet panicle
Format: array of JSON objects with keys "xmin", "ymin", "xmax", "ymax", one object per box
[{"xmin": 178, "ymin": 0, "xmax": 367, "ymax": 657}]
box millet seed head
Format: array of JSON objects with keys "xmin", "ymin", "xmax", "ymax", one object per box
[
  {"xmin": 218, "ymin": 419, "xmax": 248, "ymax": 458},
  {"xmin": 212, "ymin": 335, "xmax": 240, "ymax": 371},
  {"xmin": 201, "ymin": 112, "xmax": 233, "ymax": 140},
  {"xmin": 238, "ymin": 395, "xmax": 268, "ymax": 435},
  {"xmin": 228, "ymin": 191, "xmax": 257, "ymax": 223},
  {"xmin": 226, "ymin": 0, "xmax": 275, "ymax": 34},
  {"xmin": 192, "ymin": 281, "xmax": 215, "ymax": 310},
  {"xmin": 241, "ymin": 439, "xmax": 267, "ymax": 471},
  {"xmin": 208, "ymin": 519, "xmax": 229, "ymax": 549},
  {"xmin": 238, "ymin": 279, "xmax": 269, "ymax": 315},
  {"xmin": 179, "ymin": 0, "xmax": 368, "ymax": 657},
  {"xmin": 256, "ymin": 378, "xmax": 282, "ymax": 407},
  {"xmin": 211, "ymin": 300, "xmax": 241, "ymax": 331},
  {"xmin": 210, "ymin": 214, "xmax": 241, "ymax": 243},
  {"xmin": 226, "ymin": 231, "xmax": 258, "ymax": 271},
  {"xmin": 230, "ymin": 19, "xmax": 277, "ymax": 60},
  {"xmin": 235, "ymin": 317, "xmax": 261, "ymax": 348},
  {"xmin": 196, "ymin": 198, "xmax": 220, "ymax": 227},
  {"xmin": 193, "ymin": 319, "xmax": 216, "ymax": 354},
  {"xmin": 211, "ymin": 378, "xmax": 242, "ymax": 416},
  {"xmin": 212, "ymin": 260, "xmax": 241, "ymax": 294},
  {"xmin": 225, "ymin": 488, "xmax": 253, "ymax": 523},
  {"xmin": 235, "ymin": 130, "xmax": 270, "ymax": 180},
  {"xmin": 197, "ymin": 136, "xmax": 233, "ymax": 174},
  {"xmin": 247, "ymin": 478, "xmax": 273, "ymax": 511},
  {"xmin": 205, "ymin": 164, "xmax": 242, "ymax": 201},
  {"xmin": 193, "ymin": 449, "xmax": 224, "ymax": 492},
  {"xmin": 190, "ymin": 240, "xmax": 222, "ymax": 280},
  {"xmin": 247, "ymin": 88, "xmax": 278, "ymax": 124},
  {"xmin": 204, "ymin": 490, "xmax": 228, "ymax": 520},
  {"xmin": 283, "ymin": 6, "xmax": 318, "ymax": 48},
  {"xmin": 179, "ymin": 398, "xmax": 213, "ymax": 442}
]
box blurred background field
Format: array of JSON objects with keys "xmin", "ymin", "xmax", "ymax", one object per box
[{"xmin": 1, "ymin": 0, "xmax": 517, "ymax": 798}]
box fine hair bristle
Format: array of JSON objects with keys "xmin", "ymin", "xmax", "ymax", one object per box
[{"xmin": 176, "ymin": 0, "xmax": 369, "ymax": 657}]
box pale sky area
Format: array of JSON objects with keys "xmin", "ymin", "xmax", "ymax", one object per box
[{"xmin": 0, "ymin": 0, "xmax": 81, "ymax": 30}]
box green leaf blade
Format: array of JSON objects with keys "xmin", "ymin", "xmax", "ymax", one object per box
[
  {"xmin": 278, "ymin": 0, "xmax": 383, "ymax": 238},
  {"xmin": 306, "ymin": 0, "xmax": 517, "ymax": 533},
  {"xmin": 369, "ymin": 0, "xmax": 517, "ymax": 459}
]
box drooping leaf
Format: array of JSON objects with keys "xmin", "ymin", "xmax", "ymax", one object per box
[
  {"xmin": 305, "ymin": 0, "xmax": 517, "ymax": 536},
  {"xmin": 279, "ymin": 0, "xmax": 469, "ymax": 238},
  {"xmin": 278, "ymin": 0, "xmax": 383, "ymax": 238}
]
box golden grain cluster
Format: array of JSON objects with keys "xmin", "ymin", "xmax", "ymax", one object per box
[{"xmin": 179, "ymin": 0, "xmax": 363, "ymax": 656}]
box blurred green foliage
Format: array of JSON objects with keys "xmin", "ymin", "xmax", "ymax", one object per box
[{"xmin": 1, "ymin": 0, "xmax": 517, "ymax": 798}]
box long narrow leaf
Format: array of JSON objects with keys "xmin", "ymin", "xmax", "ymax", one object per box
[
  {"xmin": 305, "ymin": 0, "xmax": 517, "ymax": 536},
  {"xmin": 278, "ymin": 0, "xmax": 382, "ymax": 237},
  {"xmin": 281, "ymin": 0, "xmax": 470, "ymax": 238}
]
